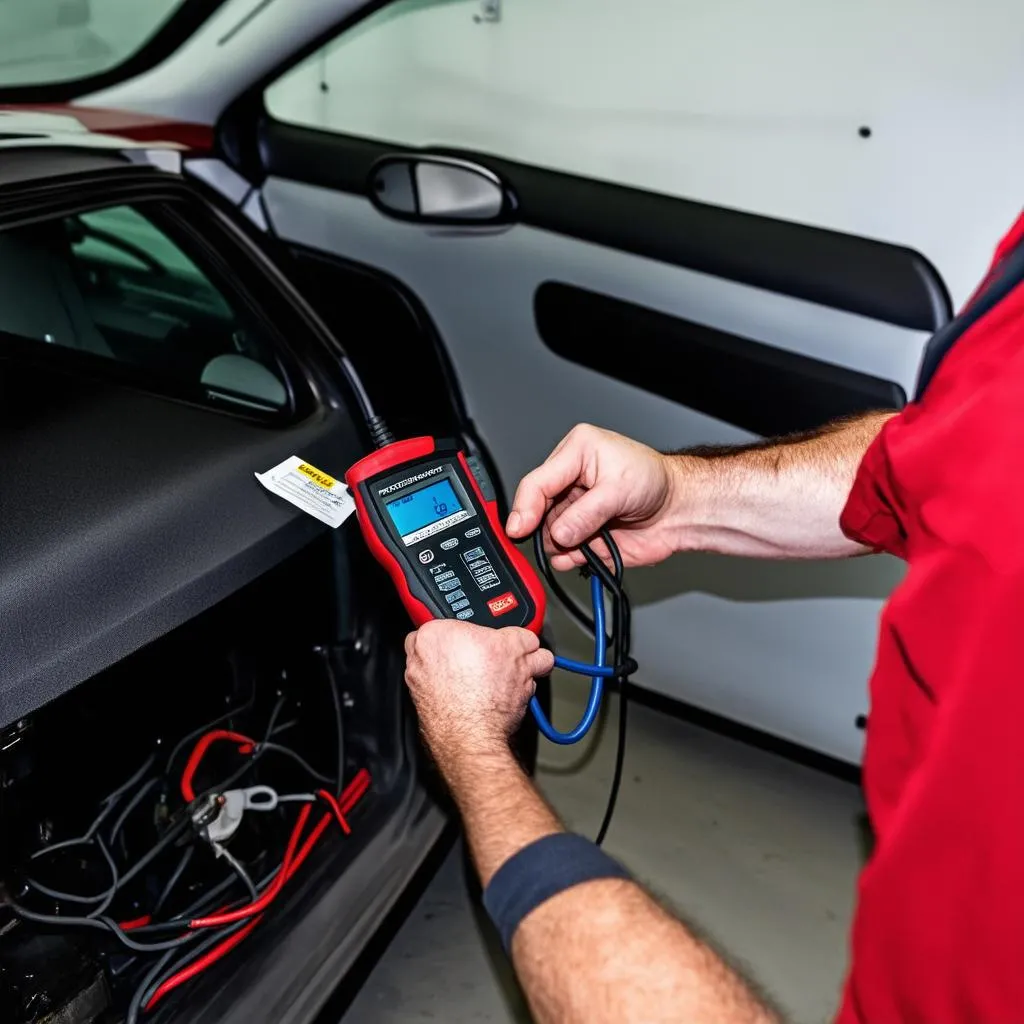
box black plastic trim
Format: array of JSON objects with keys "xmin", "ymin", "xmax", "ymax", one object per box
[
  {"xmin": 0, "ymin": 157, "xmax": 368, "ymax": 727},
  {"xmin": 254, "ymin": 118, "xmax": 952, "ymax": 333},
  {"xmin": 535, "ymin": 282, "xmax": 905, "ymax": 436},
  {"xmin": 0, "ymin": 0, "xmax": 228, "ymax": 102}
]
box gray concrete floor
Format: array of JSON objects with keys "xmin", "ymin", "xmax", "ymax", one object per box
[{"xmin": 341, "ymin": 678, "xmax": 866, "ymax": 1024}]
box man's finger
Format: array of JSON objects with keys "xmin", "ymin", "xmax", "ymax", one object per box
[
  {"xmin": 404, "ymin": 632, "xmax": 416, "ymax": 657},
  {"xmin": 547, "ymin": 484, "xmax": 620, "ymax": 550},
  {"xmin": 526, "ymin": 648, "xmax": 556, "ymax": 679},
  {"xmin": 548, "ymin": 550, "xmax": 586, "ymax": 572},
  {"xmin": 504, "ymin": 626, "xmax": 541, "ymax": 654},
  {"xmin": 507, "ymin": 437, "xmax": 586, "ymax": 538}
]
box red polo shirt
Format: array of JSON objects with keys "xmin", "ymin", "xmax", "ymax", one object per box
[{"xmin": 837, "ymin": 212, "xmax": 1024, "ymax": 1023}]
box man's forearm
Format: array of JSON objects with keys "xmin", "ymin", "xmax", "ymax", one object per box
[
  {"xmin": 445, "ymin": 750, "xmax": 777, "ymax": 1024},
  {"xmin": 664, "ymin": 411, "xmax": 894, "ymax": 560}
]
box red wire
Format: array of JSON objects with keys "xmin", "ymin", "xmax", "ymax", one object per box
[
  {"xmin": 190, "ymin": 804, "xmax": 311, "ymax": 928},
  {"xmin": 317, "ymin": 788, "xmax": 352, "ymax": 835},
  {"xmin": 145, "ymin": 769, "xmax": 373, "ymax": 1011},
  {"xmin": 119, "ymin": 914, "xmax": 152, "ymax": 931},
  {"xmin": 187, "ymin": 769, "xmax": 372, "ymax": 929},
  {"xmin": 180, "ymin": 730, "xmax": 257, "ymax": 803},
  {"xmin": 293, "ymin": 771, "xmax": 371, "ymax": 870},
  {"xmin": 145, "ymin": 917, "xmax": 263, "ymax": 1009}
]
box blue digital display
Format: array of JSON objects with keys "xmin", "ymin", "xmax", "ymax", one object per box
[{"xmin": 387, "ymin": 479, "xmax": 464, "ymax": 538}]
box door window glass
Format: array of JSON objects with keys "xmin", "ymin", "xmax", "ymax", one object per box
[{"xmin": 0, "ymin": 203, "xmax": 288, "ymax": 411}]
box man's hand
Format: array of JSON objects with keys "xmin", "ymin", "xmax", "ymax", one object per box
[
  {"xmin": 508, "ymin": 415, "xmax": 893, "ymax": 567},
  {"xmin": 404, "ymin": 621, "xmax": 554, "ymax": 774},
  {"xmin": 507, "ymin": 423, "xmax": 681, "ymax": 571}
]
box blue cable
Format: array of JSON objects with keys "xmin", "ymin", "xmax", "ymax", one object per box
[
  {"xmin": 552, "ymin": 656, "xmax": 617, "ymax": 678},
  {"xmin": 529, "ymin": 575, "xmax": 606, "ymax": 745}
]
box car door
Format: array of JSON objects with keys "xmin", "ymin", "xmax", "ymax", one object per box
[{"xmin": 74, "ymin": 0, "xmax": 1024, "ymax": 763}]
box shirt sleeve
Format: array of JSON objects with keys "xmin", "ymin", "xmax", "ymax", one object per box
[{"xmin": 839, "ymin": 415, "xmax": 908, "ymax": 560}]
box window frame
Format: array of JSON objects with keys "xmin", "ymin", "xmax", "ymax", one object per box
[{"xmin": 0, "ymin": 173, "xmax": 322, "ymax": 426}]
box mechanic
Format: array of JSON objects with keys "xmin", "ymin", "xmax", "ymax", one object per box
[{"xmin": 403, "ymin": 211, "xmax": 1024, "ymax": 1024}]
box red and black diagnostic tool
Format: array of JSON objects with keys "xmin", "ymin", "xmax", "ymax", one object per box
[{"xmin": 346, "ymin": 437, "xmax": 546, "ymax": 634}]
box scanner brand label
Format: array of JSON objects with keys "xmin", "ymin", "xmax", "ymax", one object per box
[
  {"xmin": 487, "ymin": 592, "xmax": 519, "ymax": 617},
  {"xmin": 379, "ymin": 465, "xmax": 444, "ymax": 496}
]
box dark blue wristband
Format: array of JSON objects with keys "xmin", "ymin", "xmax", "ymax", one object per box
[{"xmin": 482, "ymin": 833, "xmax": 631, "ymax": 952}]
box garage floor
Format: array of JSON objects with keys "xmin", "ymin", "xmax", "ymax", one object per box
[{"xmin": 340, "ymin": 678, "xmax": 866, "ymax": 1024}]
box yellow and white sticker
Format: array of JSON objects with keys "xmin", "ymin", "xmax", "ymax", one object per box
[{"xmin": 255, "ymin": 456, "xmax": 356, "ymax": 529}]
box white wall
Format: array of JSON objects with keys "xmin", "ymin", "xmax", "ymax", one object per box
[
  {"xmin": 0, "ymin": 0, "xmax": 179, "ymax": 85},
  {"xmin": 268, "ymin": 0, "xmax": 1024, "ymax": 307}
]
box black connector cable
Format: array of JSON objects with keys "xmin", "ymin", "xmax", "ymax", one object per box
[
  {"xmin": 340, "ymin": 354, "xmax": 394, "ymax": 449},
  {"xmin": 533, "ymin": 528, "xmax": 634, "ymax": 846}
]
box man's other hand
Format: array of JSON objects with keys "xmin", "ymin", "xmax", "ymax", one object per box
[
  {"xmin": 404, "ymin": 621, "xmax": 554, "ymax": 771},
  {"xmin": 506, "ymin": 423, "xmax": 680, "ymax": 571}
]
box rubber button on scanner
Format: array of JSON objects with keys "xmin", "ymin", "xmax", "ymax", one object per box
[
  {"xmin": 419, "ymin": 550, "xmax": 435, "ymax": 565},
  {"xmin": 433, "ymin": 570, "xmax": 455, "ymax": 584},
  {"xmin": 438, "ymin": 579, "xmax": 462, "ymax": 592},
  {"xmin": 456, "ymin": 608, "xmax": 475, "ymax": 620},
  {"xmin": 441, "ymin": 538, "xmax": 460, "ymax": 550},
  {"xmin": 463, "ymin": 547, "xmax": 485, "ymax": 563},
  {"xmin": 465, "ymin": 527, "xmax": 482, "ymax": 539},
  {"xmin": 445, "ymin": 589, "xmax": 467, "ymax": 604},
  {"xmin": 451, "ymin": 599, "xmax": 471, "ymax": 612}
]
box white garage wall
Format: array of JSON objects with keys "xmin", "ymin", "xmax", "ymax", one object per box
[
  {"xmin": 267, "ymin": 0, "xmax": 1024, "ymax": 306},
  {"xmin": 0, "ymin": 0, "xmax": 180, "ymax": 86}
]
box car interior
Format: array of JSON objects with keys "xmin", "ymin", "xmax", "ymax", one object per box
[
  {"xmin": 0, "ymin": 203, "xmax": 288, "ymax": 408},
  {"xmin": 0, "ymin": 156, "xmax": 502, "ymax": 1024},
  {"xmin": 3, "ymin": 0, "xmax": 1019, "ymax": 1020}
]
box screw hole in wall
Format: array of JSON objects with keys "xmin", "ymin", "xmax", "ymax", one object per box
[{"xmin": 858, "ymin": 126, "xmax": 872, "ymax": 139}]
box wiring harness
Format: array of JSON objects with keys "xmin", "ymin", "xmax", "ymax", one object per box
[{"xmin": 3, "ymin": 670, "xmax": 371, "ymax": 1022}]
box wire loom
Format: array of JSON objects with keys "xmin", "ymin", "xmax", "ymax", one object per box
[
  {"xmin": 5, "ymin": 529, "xmax": 634, "ymax": 1012},
  {"xmin": 4, "ymin": 684, "xmax": 370, "ymax": 1022}
]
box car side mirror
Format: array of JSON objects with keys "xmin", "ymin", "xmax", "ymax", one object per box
[
  {"xmin": 368, "ymin": 155, "xmax": 516, "ymax": 225},
  {"xmin": 201, "ymin": 354, "xmax": 288, "ymax": 410}
]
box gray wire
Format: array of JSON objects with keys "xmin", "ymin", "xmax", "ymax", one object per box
[
  {"xmin": 103, "ymin": 754, "xmax": 159, "ymax": 807},
  {"xmin": 30, "ymin": 754, "xmax": 157, "ymax": 860},
  {"xmin": 4, "ymin": 902, "xmax": 197, "ymax": 952},
  {"xmin": 126, "ymin": 947, "xmax": 178, "ymax": 1024},
  {"xmin": 153, "ymin": 844, "xmax": 195, "ymax": 917},
  {"xmin": 180, "ymin": 868, "xmax": 239, "ymax": 919},
  {"xmin": 24, "ymin": 836, "xmax": 119, "ymax": 917},
  {"xmin": 129, "ymin": 867, "xmax": 241, "ymax": 936},
  {"xmin": 109, "ymin": 777, "xmax": 161, "ymax": 843},
  {"xmin": 164, "ymin": 667, "xmax": 256, "ymax": 779},
  {"xmin": 257, "ymin": 742, "xmax": 333, "ymax": 784},
  {"xmin": 214, "ymin": 844, "xmax": 258, "ymax": 903},
  {"xmin": 264, "ymin": 693, "xmax": 287, "ymax": 743},
  {"xmin": 135, "ymin": 917, "xmax": 255, "ymax": 1021},
  {"xmin": 118, "ymin": 818, "xmax": 189, "ymax": 890},
  {"xmin": 321, "ymin": 652, "xmax": 346, "ymax": 792}
]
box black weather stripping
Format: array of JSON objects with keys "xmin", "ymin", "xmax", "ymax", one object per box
[{"xmin": 534, "ymin": 283, "xmax": 906, "ymax": 437}]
